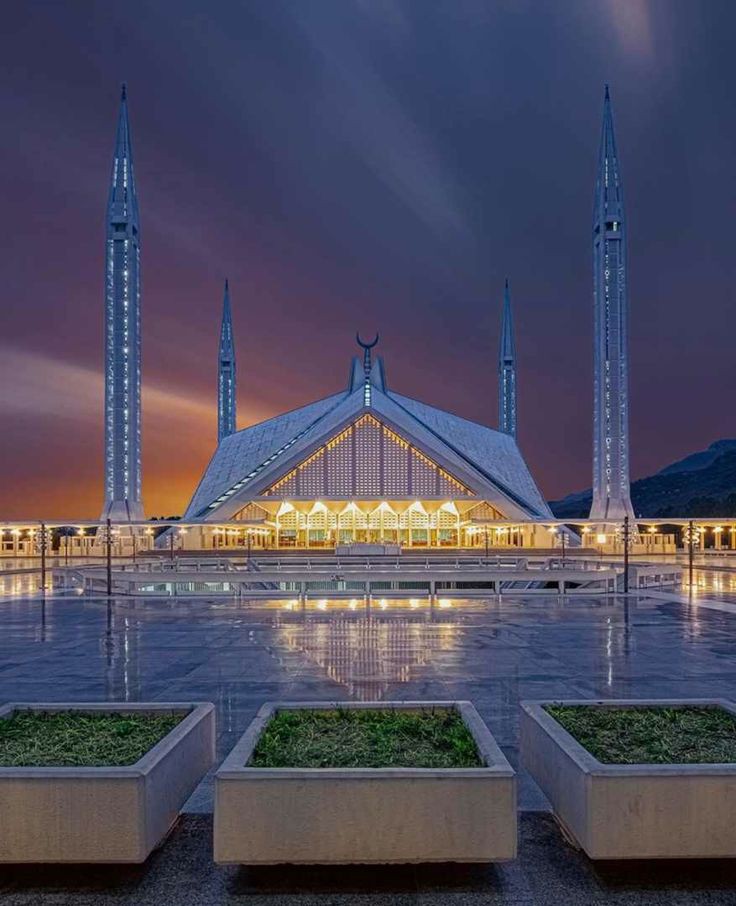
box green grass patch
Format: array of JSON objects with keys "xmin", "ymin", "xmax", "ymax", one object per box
[
  {"xmin": 0, "ymin": 710, "xmax": 183, "ymax": 767},
  {"xmin": 545, "ymin": 704, "xmax": 736, "ymax": 765},
  {"xmin": 249, "ymin": 708, "xmax": 483, "ymax": 768}
]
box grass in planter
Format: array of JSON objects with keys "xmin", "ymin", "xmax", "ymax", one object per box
[
  {"xmin": 545, "ymin": 704, "xmax": 736, "ymax": 765},
  {"xmin": 0, "ymin": 711, "xmax": 183, "ymax": 767},
  {"xmin": 249, "ymin": 708, "xmax": 483, "ymax": 768}
]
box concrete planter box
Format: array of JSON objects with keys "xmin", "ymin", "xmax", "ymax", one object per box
[
  {"xmin": 521, "ymin": 699, "xmax": 736, "ymax": 860},
  {"xmin": 215, "ymin": 700, "xmax": 516, "ymax": 864},
  {"xmin": 0, "ymin": 702, "xmax": 215, "ymax": 863}
]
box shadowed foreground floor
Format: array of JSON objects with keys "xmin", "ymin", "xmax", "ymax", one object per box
[{"xmin": 1, "ymin": 814, "xmax": 736, "ymax": 905}]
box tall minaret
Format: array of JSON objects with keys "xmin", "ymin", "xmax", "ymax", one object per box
[
  {"xmin": 590, "ymin": 86, "xmax": 635, "ymax": 523},
  {"xmin": 498, "ymin": 278, "xmax": 517, "ymax": 438},
  {"xmin": 101, "ymin": 84, "xmax": 144, "ymax": 522},
  {"xmin": 217, "ymin": 279, "xmax": 237, "ymax": 442}
]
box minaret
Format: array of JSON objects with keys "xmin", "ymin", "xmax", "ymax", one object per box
[
  {"xmin": 589, "ymin": 86, "xmax": 635, "ymax": 523},
  {"xmin": 498, "ymin": 278, "xmax": 517, "ymax": 438},
  {"xmin": 217, "ymin": 279, "xmax": 237, "ymax": 442},
  {"xmin": 101, "ymin": 84, "xmax": 144, "ymax": 522}
]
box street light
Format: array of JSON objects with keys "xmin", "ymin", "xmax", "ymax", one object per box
[
  {"xmin": 714, "ymin": 526, "xmax": 723, "ymax": 551},
  {"xmin": 39, "ymin": 522, "xmax": 47, "ymax": 593},
  {"xmin": 684, "ymin": 521, "xmax": 702, "ymax": 591}
]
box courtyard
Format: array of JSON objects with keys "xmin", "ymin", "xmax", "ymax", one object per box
[{"xmin": 1, "ymin": 583, "xmax": 736, "ymax": 902}]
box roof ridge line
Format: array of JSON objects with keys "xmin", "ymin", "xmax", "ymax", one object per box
[
  {"xmin": 388, "ymin": 389, "xmax": 507, "ymax": 437},
  {"xmin": 383, "ymin": 393, "xmax": 546, "ymax": 517},
  {"xmin": 192, "ymin": 389, "xmax": 358, "ymax": 518}
]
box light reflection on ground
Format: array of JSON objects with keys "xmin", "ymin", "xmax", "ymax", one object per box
[{"xmin": 2, "ymin": 589, "xmax": 736, "ymax": 813}]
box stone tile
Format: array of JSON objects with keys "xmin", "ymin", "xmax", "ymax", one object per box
[{"xmin": 2, "ymin": 590, "xmax": 736, "ymax": 845}]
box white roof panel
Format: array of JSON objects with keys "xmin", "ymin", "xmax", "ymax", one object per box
[
  {"xmin": 387, "ymin": 391, "xmax": 551, "ymax": 516},
  {"xmin": 184, "ymin": 392, "xmax": 345, "ymax": 517}
]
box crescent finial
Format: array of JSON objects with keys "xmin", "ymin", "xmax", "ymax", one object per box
[{"xmin": 356, "ymin": 331, "xmax": 379, "ymax": 350}]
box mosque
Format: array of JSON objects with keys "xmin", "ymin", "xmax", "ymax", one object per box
[
  {"xmin": 181, "ymin": 330, "xmax": 552, "ymax": 551},
  {"xmin": 100, "ymin": 84, "xmax": 631, "ymax": 552}
]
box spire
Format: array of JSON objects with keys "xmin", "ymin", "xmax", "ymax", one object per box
[
  {"xmin": 593, "ymin": 82, "xmax": 623, "ymax": 230},
  {"xmin": 498, "ymin": 279, "xmax": 517, "ymax": 438},
  {"xmin": 500, "ymin": 278, "xmax": 515, "ymax": 361},
  {"xmin": 356, "ymin": 332, "xmax": 379, "ymax": 407},
  {"xmin": 102, "ymin": 85, "xmax": 144, "ymax": 522},
  {"xmin": 218, "ymin": 279, "xmax": 237, "ymax": 443},
  {"xmin": 590, "ymin": 85, "xmax": 635, "ymax": 523},
  {"xmin": 107, "ymin": 82, "xmax": 139, "ymax": 230},
  {"xmin": 219, "ymin": 278, "xmax": 234, "ymax": 359}
]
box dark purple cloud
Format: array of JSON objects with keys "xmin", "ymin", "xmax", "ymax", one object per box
[{"xmin": 1, "ymin": 0, "xmax": 735, "ymax": 518}]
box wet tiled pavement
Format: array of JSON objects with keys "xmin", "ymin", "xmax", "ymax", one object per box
[
  {"xmin": 2, "ymin": 593, "xmax": 736, "ymax": 807},
  {"xmin": 2, "ymin": 591, "xmax": 736, "ymax": 902}
]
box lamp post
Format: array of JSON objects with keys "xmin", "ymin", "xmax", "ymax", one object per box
[
  {"xmin": 622, "ymin": 516, "xmax": 630, "ymax": 594},
  {"xmin": 687, "ymin": 519, "xmax": 694, "ymax": 592},
  {"xmin": 648, "ymin": 524, "xmax": 657, "ymax": 554},
  {"xmin": 40, "ymin": 522, "xmax": 47, "ymax": 594},
  {"xmin": 581, "ymin": 525, "xmax": 590, "ymax": 549},
  {"xmin": 548, "ymin": 525, "xmax": 557, "ymax": 559},
  {"xmin": 714, "ymin": 526, "xmax": 723, "ymax": 552}
]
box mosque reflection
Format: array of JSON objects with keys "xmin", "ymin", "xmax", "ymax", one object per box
[{"xmin": 272, "ymin": 597, "xmax": 461, "ymax": 700}]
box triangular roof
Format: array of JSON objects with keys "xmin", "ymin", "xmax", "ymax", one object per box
[{"xmin": 184, "ymin": 367, "xmax": 551, "ymax": 520}]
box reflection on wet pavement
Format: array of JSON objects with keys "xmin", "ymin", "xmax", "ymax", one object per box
[{"xmin": 2, "ymin": 590, "xmax": 736, "ymax": 807}]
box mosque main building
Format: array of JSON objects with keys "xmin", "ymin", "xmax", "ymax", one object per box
[
  {"xmin": 101, "ymin": 83, "xmax": 631, "ymax": 553},
  {"xmin": 182, "ymin": 336, "xmax": 552, "ymax": 551}
]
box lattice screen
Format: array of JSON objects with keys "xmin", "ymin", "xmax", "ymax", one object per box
[{"xmin": 263, "ymin": 414, "xmax": 473, "ymax": 498}]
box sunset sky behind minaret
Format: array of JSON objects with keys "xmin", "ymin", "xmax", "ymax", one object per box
[{"xmin": 0, "ymin": 1, "xmax": 734, "ymax": 519}]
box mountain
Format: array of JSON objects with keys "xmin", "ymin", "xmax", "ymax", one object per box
[{"xmin": 550, "ymin": 440, "xmax": 736, "ymax": 519}]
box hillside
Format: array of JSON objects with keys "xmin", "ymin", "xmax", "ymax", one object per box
[{"xmin": 550, "ymin": 440, "xmax": 736, "ymax": 519}]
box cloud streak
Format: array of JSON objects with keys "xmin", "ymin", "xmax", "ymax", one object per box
[{"xmin": 0, "ymin": 345, "xmax": 212, "ymax": 425}]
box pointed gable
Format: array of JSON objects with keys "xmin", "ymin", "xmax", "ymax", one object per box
[{"xmin": 262, "ymin": 413, "xmax": 474, "ymax": 498}]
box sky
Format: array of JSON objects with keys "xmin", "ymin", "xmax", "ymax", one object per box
[{"xmin": 1, "ymin": 0, "xmax": 735, "ymax": 520}]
